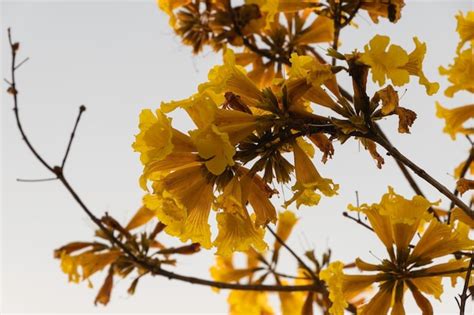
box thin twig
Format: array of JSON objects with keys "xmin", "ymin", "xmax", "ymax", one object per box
[
  {"xmin": 17, "ymin": 177, "xmax": 58, "ymax": 183},
  {"xmin": 61, "ymin": 105, "xmax": 86, "ymax": 170},
  {"xmin": 458, "ymin": 253, "xmax": 473, "ymax": 315},
  {"xmin": 342, "ymin": 211, "xmax": 374, "ymax": 232},
  {"xmin": 14, "ymin": 56, "xmax": 30, "ymax": 70},
  {"xmin": 266, "ymin": 225, "xmax": 317, "ymax": 282}
]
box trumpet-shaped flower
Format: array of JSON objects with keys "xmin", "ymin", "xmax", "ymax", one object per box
[
  {"xmin": 455, "ymin": 11, "xmax": 474, "ymax": 52},
  {"xmin": 132, "ymin": 109, "xmax": 195, "ymax": 165},
  {"xmin": 213, "ymin": 212, "xmax": 268, "ymax": 256},
  {"xmin": 439, "ymin": 47, "xmax": 474, "ymax": 97},
  {"xmin": 361, "ymin": 35, "xmax": 438, "ymax": 94},
  {"xmin": 161, "ymin": 165, "xmax": 215, "ymax": 248},
  {"xmin": 285, "ymin": 142, "xmax": 338, "ymax": 208},
  {"xmin": 360, "ymin": 35, "xmax": 409, "ymax": 87},
  {"xmin": 401, "ymin": 37, "xmax": 439, "ymax": 95},
  {"xmin": 228, "ymin": 290, "xmax": 274, "ymax": 315},
  {"xmin": 189, "ymin": 124, "xmax": 236, "ymax": 175},
  {"xmin": 436, "ymin": 102, "xmax": 474, "ymax": 139}
]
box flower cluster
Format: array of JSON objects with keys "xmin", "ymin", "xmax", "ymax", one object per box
[
  {"xmin": 320, "ymin": 187, "xmax": 474, "ymax": 314},
  {"xmin": 436, "ymin": 11, "xmax": 474, "ymax": 140},
  {"xmin": 132, "ymin": 48, "xmax": 344, "ymax": 255}
]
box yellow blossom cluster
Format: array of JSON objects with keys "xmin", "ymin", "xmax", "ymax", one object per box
[
  {"xmin": 436, "ymin": 11, "xmax": 474, "ymax": 140},
  {"xmin": 320, "ymin": 187, "xmax": 474, "ymax": 314},
  {"xmin": 132, "ymin": 48, "xmax": 343, "ymax": 256}
]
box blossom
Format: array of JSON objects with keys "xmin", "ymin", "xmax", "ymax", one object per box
[
  {"xmin": 319, "ymin": 261, "xmax": 348, "ymax": 315},
  {"xmin": 435, "ymin": 102, "xmax": 474, "ymax": 139},
  {"xmin": 455, "ymin": 11, "xmax": 474, "ymax": 52},
  {"xmin": 143, "ymin": 183, "xmax": 187, "ymax": 237},
  {"xmin": 228, "ymin": 290, "xmax": 274, "ymax": 315},
  {"xmin": 285, "ymin": 142, "xmax": 338, "ymax": 208},
  {"xmin": 59, "ymin": 250, "xmax": 121, "ymax": 283},
  {"xmin": 213, "ymin": 212, "xmax": 268, "ymax": 256},
  {"xmin": 361, "ymin": 35, "xmax": 439, "ymax": 94},
  {"xmin": 210, "ymin": 256, "xmax": 256, "ymax": 283},
  {"xmin": 360, "ymin": 35, "xmax": 409, "ymax": 87},
  {"xmin": 189, "ymin": 124, "xmax": 236, "ymax": 175},
  {"xmin": 199, "ymin": 49, "xmax": 264, "ymax": 107},
  {"xmin": 401, "ymin": 37, "xmax": 439, "ymax": 95},
  {"xmin": 273, "ymin": 210, "xmax": 298, "ymax": 254},
  {"xmin": 132, "ymin": 109, "xmax": 195, "ymax": 165},
  {"xmin": 439, "ymin": 47, "xmax": 474, "ymax": 97}
]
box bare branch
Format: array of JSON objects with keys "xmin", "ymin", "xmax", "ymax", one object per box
[
  {"xmin": 458, "ymin": 253, "xmax": 474, "ymax": 315},
  {"xmin": 17, "ymin": 177, "xmax": 58, "ymax": 183}
]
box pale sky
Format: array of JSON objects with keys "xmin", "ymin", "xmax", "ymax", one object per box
[{"xmin": 1, "ymin": 1, "xmax": 473, "ymax": 314}]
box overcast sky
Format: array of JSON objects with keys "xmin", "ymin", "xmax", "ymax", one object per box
[{"xmin": 1, "ymin": 1, "xmax": 473, "ymax": 314}]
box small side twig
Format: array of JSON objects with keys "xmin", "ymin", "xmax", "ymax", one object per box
[
  {"xmin": 342, "ymin": 211, "xmax": 374, "ymax": 232},
  {"xmin": 17, "ymin": 177, "xmax": 58, "ymax": 183},
  {"xmin": 61, "ymin": 105, "xmax": 86, "ymax": 170}
]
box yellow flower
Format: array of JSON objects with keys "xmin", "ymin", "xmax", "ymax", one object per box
[
  {"xmin": 409, "ymin": 219, "xmax": 474, "ymax": 264},
  {"xmin": 59, "ymin": 250, "xmax": 121, "ymax": 283},
  {"xmin": 199, "ymin": 49, "xmax": 263, "ymax": 107},
  {"xmin": 60, "ymin": 252, "xmax": 81, "ymax": 283},
  {"xmin": 360, "ymin": 0, "xmax": 405, "ymax": 24},
  {"xmin": 143, "ymin": 185, "xmax": 187, "ymax": 237},
  {"xmin": 228, "ymin": 290, "xmax": 274, "ymax": 315},
  {"xmin": 162, "ymin": 164, "xmax": 215, "ymax": 248},
  {"xmin": 189, "ymin": 124, "xmax": 236, "ymax": 175},
  {"xmin": 319, "ymin": 261, "xmax": 348, "ymax": 315},
  {"xmin": 360, "ymin": 35, "xmax": 409, "ymax": 87},
  {"xmin": 213, "ymin": 212, "xmax": 268, "ymax": 256},
  {"xmin": 401, "ymin": 37, "xmax": 439, "ymax": 95},
  {"xmin": 456, "ymin": 11, "xmax": 474, "ymax": 52},
  {"xmin": 436, "ymin": 102, "xmax": 474, "ymax": 139},
  {"xmin": 278, "ymin": 288, "xmax": 305, "ymax": 315},
  {"xmin": 451, "ymin": 207, "xmax": 474, "ymax": 228},
  {"xmin": 132, "ymin": 109, "xmax": 194, "ymax": 165},
  {"xmin": 273, "ymin": 210, "xmax": 298, "ymax": 254},
  {"xmin": 239, "ymin": 169, "xmax": 277, "ymax": 226},
  {"xmin": 285, "ymin": 142, "xmax": 338, "ymax": 208},
  {"xmin": 439, "ymin": 47, "xmax": 474, "ymax": 97},
  {"xmin": 210, "ymin": 256, "xmax": 257, "ymax": 283},
  {"xmin": 125, "ymin": 205, "xmax": 156, "ymax": 231}
]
